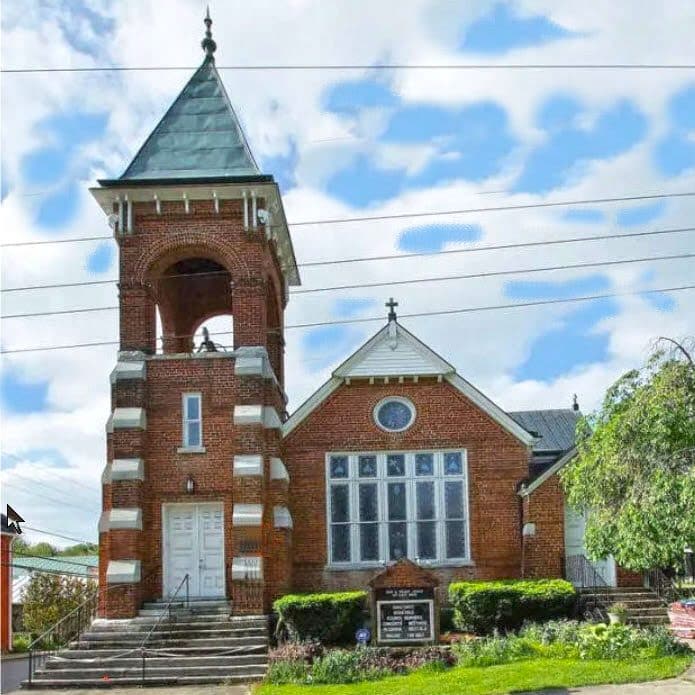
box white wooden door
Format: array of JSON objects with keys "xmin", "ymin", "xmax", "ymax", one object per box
[
  {"xmin": 564, "ymin": 505, "xmax": 616, "ymax": 586},
  {"xmin": 164, "ymin": 503, "xmax": 225, "ymax": 598}
]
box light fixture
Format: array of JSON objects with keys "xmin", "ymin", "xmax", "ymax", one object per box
[{"xmin": 185, "ymin": 474, "xmax": 195, "ymax": 495}]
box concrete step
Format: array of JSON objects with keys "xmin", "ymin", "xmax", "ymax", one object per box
[
  {"xmin": 56, "ymin": 644, "xmax": 268, "ymax": 659},
  {"xmin": 81, "ymin": 626, "xmax": 267, "ymax": 639},
  {"xmin": 44, "ymin": 655, "xmax": 268, "ymax": 670},
  {"xmin": 129, "ymin": 614, "xmax": 266, "ymax": 627},
  {"xmin": 142, "ymin": 599, "xmax": 230, "ymax": 609},
  {"xmin": 627, "ymin": 615, "xmax": 670, "ymax": 625},
  {"xmin": 24, "ymin": 671, "xmax": 266, "ymax": 688},
  {"xmin": 624, "ymin": 606, "xmax": 670, "ymax": 616},
  {"xmin": 33, "ymin": 664, "xmax": 265, "ymax": 679},
  {"xmin": 46, "ymin": 655, "xmax": 268, "ymax": 668},
  {"xmin": 72, "ymin": 636, "xmax": 267, "ymax": 650},
  {"xmin": 579, "ymin": 586, "xmax": 650, "ymax": 594}
]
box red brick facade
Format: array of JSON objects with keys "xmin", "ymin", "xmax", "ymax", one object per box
[{"xmin": 283, "ymin": 379, "xmax": 530, "ymax": 594}]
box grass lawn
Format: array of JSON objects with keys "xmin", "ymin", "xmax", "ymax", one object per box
[{"xmin": 257, "ymin": 655, "xmax": 692, "ymax": 695}]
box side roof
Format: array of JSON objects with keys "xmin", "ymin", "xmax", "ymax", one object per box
[
  {"xmin": 283, "ymin": 319, "xmax": 535, "ymax": 446},
  {"xmin": 509, "ymin": 409, "xmax": 581, "ymax": 453}
]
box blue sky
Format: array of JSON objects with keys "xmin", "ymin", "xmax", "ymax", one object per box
[{"xmin": 1, "ymin": 0, "xmax": 694, "ymax": 546}]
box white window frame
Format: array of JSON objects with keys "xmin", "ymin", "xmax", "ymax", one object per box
[
  {"xmin": 325, "ymin": 450, "xmax": 471, "ymax": 569},
  {"xmin": 180, "ymin": 392, "xmax": 204, "ymax": 452}
]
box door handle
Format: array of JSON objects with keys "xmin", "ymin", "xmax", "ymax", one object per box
[{"xmin": 199, "ymin": 558, "xmax": 204, "ymax": 569}]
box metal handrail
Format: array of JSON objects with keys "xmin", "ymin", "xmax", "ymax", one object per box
[
  {"xmin": 139, "ymin": 573, "xmax": 190, "ymax": 684},
  {"xmin": 27, "ymin": 565, "xmax": 160, "ymax": 685},
  {"xmin": 646, "ymin": 567, "xmax": 682, "ymax": 604}
]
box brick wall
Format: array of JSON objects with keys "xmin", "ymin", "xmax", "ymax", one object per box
[
  {"xmin": 283, "ymin": 378, "xmax": 531, "ymax": 593},
  {"xmin": 521, "ymin": 475, "xmax": 565, "ymax": 579}
]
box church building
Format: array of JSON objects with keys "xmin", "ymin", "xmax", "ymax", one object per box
[{"xmin": 92, "ymin": 15, "xmax": 636, "ymax": 619}]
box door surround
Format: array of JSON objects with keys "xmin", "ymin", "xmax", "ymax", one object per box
[{"xmin": 161, "ymin": 501, "xmax": 226, "ymax": 599}]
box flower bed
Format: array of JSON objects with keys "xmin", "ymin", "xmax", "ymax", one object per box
[{"xmin": 668, "ymin": 599, "xmax": 695, "ymax": 639}]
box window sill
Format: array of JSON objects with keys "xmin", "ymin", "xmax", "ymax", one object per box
[
  {"xmin": 177, "ymin": 446, "xmax": 207, "ymax": 454},
  {"xmin": 325, "ymin": 559, "xmax": 475, "ymax": 571}
]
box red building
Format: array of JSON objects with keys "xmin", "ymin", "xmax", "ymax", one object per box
[
  {"xmin": 1, "ymin": 514, "xmax": 19, "ymax": 652},
  {"xmin": 93, "ymin": 16, "xmax": 634, "ymax": 620}
]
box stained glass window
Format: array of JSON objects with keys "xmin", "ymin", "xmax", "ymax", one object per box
[
  {"xmin": 327, "ymin": 451, "xmax": 468, "ymax": 565},
  {"xmin": 375, "ymin": 398, "xmax": 415, "ymax": 432}
]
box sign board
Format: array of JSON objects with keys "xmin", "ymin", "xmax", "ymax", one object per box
[{"xmin": 375, "ymin": 587, "xmax": 435, "ymax": 644}]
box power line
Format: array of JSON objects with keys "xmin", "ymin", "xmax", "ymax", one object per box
[
  {"xmin": 1, "ymin": 283, "xmax": 693, "ymax": 355},
  {"xmin": 4, "ymin": 63, "xmax": 695, "ymax": 75},
  {"xmin": 2, "ymin": 482, "xmax": 101, "ymax": 514},
  {"xmin": 3, "ymin": 189, "xmax": 695, "ymax": 248},
  {"xmin": 9, "ymin": 470, "xmax": 99, "ymax": 508},
  {"xmin": 4, "ymin": 250, "xmax": 694, "ymax": 320},
  {"xmin": 4, "ymin": 225, "xmax": 695, "ymax": 294},
  {"xmin": 23, "ymin": 525, "xmax": 97, "ymax": 546}
]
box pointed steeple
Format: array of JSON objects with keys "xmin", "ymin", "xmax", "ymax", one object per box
[{"xmin": 117, "ymin": 9, "xmax": 260, "ymax": 182}]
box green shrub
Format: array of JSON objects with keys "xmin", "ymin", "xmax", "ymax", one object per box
[
  {"xmin": 310, "ymin": 649, "xmax": 383, "ymax": 684},
  {"xmin": 578, "ymin": 623, "xmax": 689, "ymax": 660},
  {"xmin": 273, "ymin": 591, "xmax": 367, "ymax": 644},
  {"xmin": 12, "ymin": 633, "xmax": 31, "ymax": 652},
  {"xmin": 519, "ymin": 619, "xmax": 583, "ymax": 644},
  {"xmin": 448, "ymin": 579, "xmax": 576, "ymax": 634},
  {"xmin": 266, "ymin": 659, "xmax": 308, "ymax": 684}
]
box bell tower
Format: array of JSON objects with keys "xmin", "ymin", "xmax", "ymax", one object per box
[{"xmin": 91, "ymin": 11, "xmax": 299, "ymax": 618}]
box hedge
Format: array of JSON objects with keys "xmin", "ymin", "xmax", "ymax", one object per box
[
  {"xmin": 448, "ymin": 579, "xmax": 576, "ymax": 634},
  {"xmin": 273, "ymin": 591, "xmax": 368, "ymax": 644}
]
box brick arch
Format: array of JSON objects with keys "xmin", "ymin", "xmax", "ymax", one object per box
[{"xmin": 133, "ymin": 232, "xmax": 252, "ymax": 285}]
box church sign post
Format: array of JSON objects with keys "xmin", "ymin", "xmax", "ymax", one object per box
[{"xmin": 369, "ymin": 558, "xmax": 439, "ymax": 646}]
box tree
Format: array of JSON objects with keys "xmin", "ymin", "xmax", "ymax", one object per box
[
  {"xmin": 22, "ymin": 574, "xmax": 97, "ymax": 642},
  {"xmin": 561, "ymin": 338, "xmax": 695, "ymax": 572}
]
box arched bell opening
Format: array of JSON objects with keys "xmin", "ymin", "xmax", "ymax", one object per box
[{"xmin": 150, "ymin": 256, "xmax": 233, "ymax": 354}]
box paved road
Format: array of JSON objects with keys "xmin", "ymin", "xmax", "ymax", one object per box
[{"xmin": 1, "ymin": 655, "xmax": 29, "ymax": 694}]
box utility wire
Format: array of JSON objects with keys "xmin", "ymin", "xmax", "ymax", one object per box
[
  {"xmin": 2, "ymin": 482, "xmax": 101, "ymax": 514},
  {"xmin": 3, "ymin": 189, "xmax": 695, "ymax": 248},
  {"xmin": 3, "ymin": 250, "xmax": 694, "ymax": 320},
  {"xmin": 4, "ymin": 63, "xmax": 695, "ymax": 74},
  {"xmin": 1, "ymin": 283, "xmax": 693, "ymax": 355},
  {"xmin": 23, "ymin": 525, "xmax": 97, "ymax": 546},
  {"xmin": 8, "ymin": 470, "xmax": 100, "ymax": 508},
  {"xmin": 4, "ymin": 225, "xmax": 695, "ymax": 294}
]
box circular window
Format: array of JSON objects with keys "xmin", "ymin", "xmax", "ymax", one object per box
[{"xmin": 374, "ymin": 397, "xmax": 416, "ymax": 433}]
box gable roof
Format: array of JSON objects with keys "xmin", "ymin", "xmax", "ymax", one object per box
[
  {"xmin": 283, "ymin": 319, "xmax": 535, "ymax": 446},
  {"xmin": 118, "ymin": 56, "xmax": 261, "ymax": 182}
]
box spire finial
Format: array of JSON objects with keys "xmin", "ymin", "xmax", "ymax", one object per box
[
  {"xmin": 201, "ymin": 6, "xmax": 217, "ymax": 59},
  {"xmin": 386, "ymin": 297, "xmax": 399, "ymax": 322}
]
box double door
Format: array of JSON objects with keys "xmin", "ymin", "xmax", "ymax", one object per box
[{"xmin": 163, "ymin": 503, "xmax": 225, "ymax": 598}]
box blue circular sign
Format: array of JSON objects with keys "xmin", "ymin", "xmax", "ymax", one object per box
[{"xmin": 355, "ymin": 628, "xmax": 371, "ymax": 644}]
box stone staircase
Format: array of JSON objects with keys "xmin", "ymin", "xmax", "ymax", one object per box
[
  {"xmin": 580, "ymin": 586, "xmax": 669, "ymax": 626},
  {"xmin": 24, "ymin": 599, "xmax": 269, "ymax": 688}
]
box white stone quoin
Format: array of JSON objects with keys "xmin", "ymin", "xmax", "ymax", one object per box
[
  {"xmin": 270, "ymin": 457, "xmax": 289, "ymax": 481},
  {"xmin": 273, "ymin": 506, "xmax": 293, "ymax": 529},
  {"xmin": 108, "ymin": 508, "xmax": 143, "ymax": 531},
  {"xmin": 232, "ymin": 503, "xmax": 263, "ymax": 526},
  {"xmin": 233, "ymin": 405, "xmax": 264, "ymax": 426},
  {"xmin": 111, "ymin": 458, "xmax": 145, "ymax": 481},
  {"xmin": 233, "ymin": 405, "xmax": 282, "ymax": 429},
  {"xmin": 233, "ymin": 455, "xmax": 263, "ymax": 476},
  {"xmin": 111, "ymin": 407, "xmax": 147, "ymax": 430},
  {"xmin": 106, "ymin": 559, "xmax": 141, "ymax": 584},
  {"xmin": 110, "ymin": 359, "xmax": 146, "ymax": 384}
]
